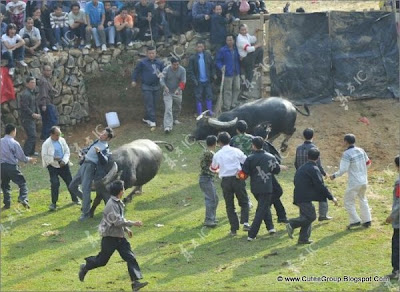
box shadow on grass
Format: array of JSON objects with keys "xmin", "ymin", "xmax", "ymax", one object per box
[
  {"xmin": 0, "ymin": 202, "xmax": 82, "ymax": 230},
  {"xmin": 230, "ymin": 227, "xmax": 368, "ymax": 283},
  {"xmin": 137, "ymin": 222, "xmax": 366, "ymax": 286},
  {"xmin": 4, "ymin": 184, "xmax": 203, "ymax": 262},
  {"xmin": 367, "ymin": 279, "xmax": 400, "ymax": 292}
]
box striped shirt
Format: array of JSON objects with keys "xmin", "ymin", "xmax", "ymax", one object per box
[
  {"xmin": 295, "ymin": 141, "xmax": 326, "ymax": 176},
  {"xmin": 333, "ymin": 145, "xmax": 371, "ymax": 186},
  {"xmin": 50, "ymin": 12, "xmax": 69, "ymax": 28},
  {"xmin": 0, "ymin": 135, "xmax": 29, "ymax": 165}
]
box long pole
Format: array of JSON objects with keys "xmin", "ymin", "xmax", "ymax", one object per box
[{"xmin": 214, "ymin": 66, "xmax": 225, "ymax": 116}]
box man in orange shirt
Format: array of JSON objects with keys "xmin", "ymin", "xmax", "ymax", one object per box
[{"xmin": 114, "ymin": 6, "xmax": 137, "ymax": 47}]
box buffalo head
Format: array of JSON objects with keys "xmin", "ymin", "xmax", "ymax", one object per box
[{"xmin": 192, "ymin": 110, "xmax": 238, "ymax": 140}]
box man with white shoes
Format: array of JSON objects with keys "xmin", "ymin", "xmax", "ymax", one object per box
[
  {"xmin": 330, "ymin": 134, "xmax": 372, "ymax": 229},
  {"xmin": 160, "ymin": 57, "xmax": 186, "ymax": 134},
  {"xmin": 114, "ymin": 6, "xmax": 135, "ymax": 47},
  {"xmin": 131, "ymin": 46, "xmax": 164, "ymax": 128},
  {"xmin": 239, "ymin": 137, "xmax": 281, "ymax": 241},
  {"xmin": 1, "ymin": 23, "xmax": 27, "ymax": 76},
  {"xmin": 84, "ymin": 0, "xmax": 107, "ymax": 51}
]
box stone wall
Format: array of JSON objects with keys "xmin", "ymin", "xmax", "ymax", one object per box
[{"xmin": 0, "ymin": 18, "xmax": 269, "ymax": 128}]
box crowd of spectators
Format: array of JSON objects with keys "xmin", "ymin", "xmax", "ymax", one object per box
[{"xmin": 0, "ymin": 0, "xmax": 271, "ymax": 76}]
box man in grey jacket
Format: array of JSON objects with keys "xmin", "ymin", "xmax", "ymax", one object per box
[
  {"xmin": 160, "ymin": 57, "xmax": 186, "ymax": 133},
  {"xmin": 79, "ymin": 180, "xmax": 148, "ymax": 291}
]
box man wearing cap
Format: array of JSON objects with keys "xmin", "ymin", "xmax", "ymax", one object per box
[
  {"xmin": 69, "ymin": 127, "xmax": 114, "ymax": 221},
  {"xmin": 160, "ymin": 57, "xmax": 186, "ymax": 134}
]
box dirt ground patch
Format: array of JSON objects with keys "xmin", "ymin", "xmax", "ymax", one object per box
[
  {"xmin": 287, "ymin": 98, "xmax": 400, "ymax": 171},
  {"xmin": 265, "ymin": 1, "xmax": 379, "ymax": 14},
  {"xmin": 41, "ymin": 96, "xmax": 399, "ymax": 173}
]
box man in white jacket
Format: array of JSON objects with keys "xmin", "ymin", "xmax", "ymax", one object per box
[
  {"xmin": 42, "ymin": 126, "xmax": 81, "ymax": 211},
  {"xmin": 236, "ymin": 24, "xmax": 263, "ymax": 91},
  {"xmin": 330, "ymin": 134, "xmax": 372, "ymax": 229}
]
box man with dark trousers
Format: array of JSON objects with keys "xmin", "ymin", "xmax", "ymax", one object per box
[
  {"xmin": 79, "ymin": 180, "xmax": 148, "ymax": 291},
  {"xmin": 286, "ymin": 148, "xmax": 338, "ymax": 244},
  {"xmin": 0, "ymin": 124, "xmax": 37, "ymax": 210},
  {"xmin": 253, "ymin": 125, "xmax": 288, "ymax": 223},
  {"xmin": 131, "ymin": 46, "xmax": 164, "ymax": 128},
  {"xmin": 41, "ymin": 126, "xmax": 81, "ymax": 211},
  {"xmin": 20, "ymin": 76, "xmax": 41, "ymax": 156},
  {"xmin": 295, "ymin": 128, "xmax": 331, "ymax": 221},
  {"xmin": 385, "ymin": 155, "xmax": 400, "ymax": 280},
  {"xmin": 188, "ymin": 41, "xmax": 215, "ymax": 116},
  {"xmin": 210, "ymin": 132, "xmax": 250, "ymax": 235},
  {"xmin": 69, "ymin": 127, "xmax": 114, "ymax": 221},
  {"xmin": 240, "ymin": 137, "xmax": 281, "ymax": 241}
]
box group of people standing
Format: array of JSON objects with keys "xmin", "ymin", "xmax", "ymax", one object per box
[
  {"xmin": 131, "ymin": 22, "xmax": 263, "ymax": 132},
  {"xmin": 198, "ymin": 122, "xmax": 399, "ymax": 279}
]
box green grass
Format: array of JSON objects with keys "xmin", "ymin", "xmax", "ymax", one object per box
[{"xmin": 1, "ymin": 121, "xmax": 399, "ymax": 291}]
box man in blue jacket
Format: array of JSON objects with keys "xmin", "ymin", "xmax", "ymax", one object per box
[
  {"xmin": 216, "ymin": 34, "xmax": 241, "ymax": 111},
  {"xmin": 191, "ymin": 0, "xmax": 214, "ymax": 33},
  {"xmin": 286, "ymin": 147, "xmax": 338, "ymax": 244},
  {"xmin": 188, "ymin": 41, "xmax": 215, "ymax": 115},
  {"xmin": 210, "ymin": 4, "xmax": 233, "ymax": 52},
  {"xmin": 131, "ymin": 46, "xmax": 164, "ymax": 128}
]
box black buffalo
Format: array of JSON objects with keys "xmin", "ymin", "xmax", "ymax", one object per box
[
  {"xmin": 89, "ymin": 139, "xmax": 174, "ymax": 217},
  {"xmin": 192, "ymin": 97, "xmax": 310, "ymax": 152}
]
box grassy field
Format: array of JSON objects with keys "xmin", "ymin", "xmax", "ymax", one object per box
[{"xmin": 1, "ymin": 121, "xmax": 399, "ymax": 291}]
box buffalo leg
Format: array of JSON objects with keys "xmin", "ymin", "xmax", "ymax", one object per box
[
  {"xmin": 280, "ymin": 133, "xmax": 293, "ymax": 152},
  {"xmin": 267, "ymin": 132, "xmax": 280, "ymax": 143},
  {"xmin": 123, "ymin": 186, "xmax": 142, "ymax": 204},
  {"xmin": 89, "ymin": 191, "xmax": 103, "ymax": 218}
]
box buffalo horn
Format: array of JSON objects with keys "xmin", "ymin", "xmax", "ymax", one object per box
[
  {"xmin": 207, "ymin": 117, "xmax": 238, "ymax": 129},
  {"xmin": 196, "ymin": 110, "xmax": 210, "ymax": 121},
  {"xmin": 102, "ymin": 162, "xmax": 118, "ymax": 185}
]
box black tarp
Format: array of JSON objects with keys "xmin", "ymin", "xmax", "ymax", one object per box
[
  {"xmin": 269, "ymin": 11, "xmax": 400, "ymax": 104},
  {"xmin": 269, "ymin": 13, "xmax": 333, "ymax": 104},
  {"xmin": 331, "ymin": 11, "xmax": 399, "ymax": 99}
]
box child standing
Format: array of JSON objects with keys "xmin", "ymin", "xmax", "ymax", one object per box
[
  {"xmin": 386, "ymin": 155, "xmax": 400, "ymax": 280},
  {"xmin": 78, "ymin": 180, "xmax": 149, "ymax": 291},
  {"xmin": 199, "ymin": 135, "xmax": 219, "ymax": 227}
]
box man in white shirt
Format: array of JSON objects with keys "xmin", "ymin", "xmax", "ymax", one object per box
[
  {"xmin": 19, "ymin": 17, "xmax": 42, "ymax": 55},
  {"xmin": 210, "ymin": 131, "xmax": 250, "ymax": 236},
  {"xmin": 236, "ymin": 23, "xmax": 263, "ymax": 91},
  {"xmin": 330, "ymin": 134, "xmax": 372, "ymax": 229},
  {"xmin": 42, "ymin": 126, "xmax": 81, "ymax": 211}
]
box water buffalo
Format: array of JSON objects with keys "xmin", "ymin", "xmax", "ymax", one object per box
[
  {"xmin": 192, "ymin": 97, "xmax": 310, "ymax": 152},
  {"xmin": 89, "ymin": 139, "xmax": 174, "ymax": 217}
]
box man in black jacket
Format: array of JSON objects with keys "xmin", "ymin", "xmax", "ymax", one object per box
[
  {"xmin": 240, "ymin": 137, "xmax": 282, "ymax": 241},
  {"xmin": 286, "ymin": 148, "xmax": 338, "ymax": 244},
  {"xmin": 187, "ymin": 41, "xmax": 215, "ymax": 116},
  {"xmin": 295, "ymin": 128, "xmax": 331, "ymax": 221},
  {"xmin": 20, "ymin": 77, "xmax": 41, "ymax": 156},
  {"xmin": 254, "ymin": 125, "xmax": 288, "ymax": 223}
]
